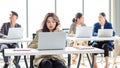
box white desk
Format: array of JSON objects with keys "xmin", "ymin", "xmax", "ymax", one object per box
[
  {"xmin": 0, "ymin": 38, "xmax": 32, "ymax": 68},
  {"xmin": 67, "ymin": 36, "xmax": 120, "ymax": 68},
  {"xmin": 0, "ymin": 38, "xmax": 32, "ymax": 43},
  {"xmin": 5, "ymin": 36, "xmax": 120, "ymax": 68},
  {"xmin": 67, "ymin": 36, "xmax": 120, "ymax": 41},
  {"xmin": 4, "ymin": 47, "xmax": 104, "ymax": 68},
  {"xmin": 4, "ymin": 47, "xmax": 104, "ymax": 56}
]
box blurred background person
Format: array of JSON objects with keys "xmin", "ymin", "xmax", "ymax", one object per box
[
  {"xmin": 0, "ymin": 11, "xmax": 21, "ymax": 68},
  {"xmin": 92, "ymin": 12, "xmax": 115, "ymax": 68}
]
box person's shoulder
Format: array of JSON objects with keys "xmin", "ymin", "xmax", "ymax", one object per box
[
  {"xmin": 71, "ymin": 23, "xmax": 76, "ymax": 26},
  {"xmin": 33, "ymin": 29, "xmax": 42, "ymax": 36},
  {"xmin": 94, "ymin": 22, "xmax": 99, "ymax": 25},
  {"xmin": 81, "ymin": 23, "xmax": 86, "ymax": 26},
  {"xmin": 2, "ymin": 22, "xmax": 9, "ymax": 25},
  {"xmin": 106, "ymin": 22, "xmax": 112, "ymax": 25},
  {"xmin": 36, "ymin": 29, "xmax": 43, "ymax": 33},
  {"xmin": 95, "ymin": 22, "xmax": 99, "ymax": 24},
  {"xmin": 16, "ymin": 23, "xmax": 21, "ymax": 27},
  {"xmin": 54, "ymin": 29, "xmax": 62, "ymax": 32},
  {"xmin": 1, "ymin": 22, "xmax": 10, "ymax": 27}
]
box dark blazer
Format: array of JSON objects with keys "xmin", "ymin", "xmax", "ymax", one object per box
[
  {"xmin": 0, "ymin": 22, "xmax": 21, "ymax": 46},
  {"xmin": 0, "ymin": 22, "xmax": 21, "ymax": 35},
  {"xmin": 92, "ymin": 20, "xmax": 115, "ymax": 50}
]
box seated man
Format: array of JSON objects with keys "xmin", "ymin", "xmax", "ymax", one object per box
[
  {"xmin": 0, "ymin": 11, "xmax": 21, "ymax": 68},
  {"xmin": 92, "ymin": 12, "xmax": 115, "ymax": 68}
]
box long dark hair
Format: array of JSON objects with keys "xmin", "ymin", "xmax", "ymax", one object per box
[
  {"xmin": 72, "ymin": 18, "xmax": 76, "ymax": 23},
  {"xmin": 42, "ymin": 13, "xmax": 60, "ymax": 32},
  {"xmin": 100, "ymin": 12, "xmax": 107, "ymax": 22},
  {"xmin": 75, "ymin": 13, "xmax": 83, "ymax": 22}
]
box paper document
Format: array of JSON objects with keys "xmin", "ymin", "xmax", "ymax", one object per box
[{"xmin": 74, "ymin": 46, "xmax": 94, "ymax": 50}]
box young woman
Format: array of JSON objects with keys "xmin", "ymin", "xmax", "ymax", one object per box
[
  {"xmin": 69, "ymin": 13, "xmax": 85, "ymax": 34},
  {"xmin": 68, "ymin": 13, "xmax": 88, "ymax": 65},
  {"xmin": 28, "ymin": 13, "xmax": 66, "ymax": 68},
  {"xmin": 92, "ymin": 12, "xmax": 115, "ymax": 68}
]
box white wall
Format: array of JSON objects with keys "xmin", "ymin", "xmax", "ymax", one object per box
[{"xmin": 116, "ymin": 0, "xmax": 120, "ymax": 36}]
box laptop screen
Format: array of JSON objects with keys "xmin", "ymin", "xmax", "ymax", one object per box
[
  {"xmin": 38, "ymin": 32, "xmax": 66, "ymax": 50},
  {"xmin": 7, "ymin": 28, "xmax": 23, "ymax": 39},
  {"xmin": 98, "ymin": 29, "xmax": 113, "ymax": 37}
]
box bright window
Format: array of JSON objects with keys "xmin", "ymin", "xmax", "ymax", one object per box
[
  {"xmin": 0, "ymin": 0, "xmax": 26, "ymax": 37},
  {"xmin": 28, "ymin": 0, "xmax": 55, "ymax": 38},
  {"xmin": 84, "ymin": 0, "xmax": 110, "ymax": 26},
  {"xmin": 0, "ymin": 0, "xmax": 111, "ymax": 38},
  {"xmin": 56, "ymin": 0, "xmax": 83, "ymax": 29}
]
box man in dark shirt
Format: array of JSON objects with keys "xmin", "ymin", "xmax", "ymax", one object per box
[{"xmin": 0, "ymin": 11, "xmax": 21, "ymax": 68}]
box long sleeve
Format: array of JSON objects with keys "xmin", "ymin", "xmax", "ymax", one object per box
[
  {"xmin": 28, "ymin": 30, "xmax": 40, "ymax": 48},
  {"xmin": 69, "ymin": 23, "xmax": 76, "ymax": 34},
  {"xmin": 0, "ymin": 23, "xmax": 6, "ymax": 35},
  {"xmin": 105, "ymin": 23, "xmax": 115, "ymax": 36},
  {"xmin": 93, "ymin": 23, "xmax": 99, "ymax": 36}
]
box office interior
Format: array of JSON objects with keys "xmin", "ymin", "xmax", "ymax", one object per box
[{"xmin": 0, "ymin": 0, "xmax": 120, "ymax": 68}]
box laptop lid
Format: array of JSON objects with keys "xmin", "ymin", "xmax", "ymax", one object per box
[
  {"xmin": 38, "ymin": 32, "xmax": 66, "ymax": 50},
  {"xmin": 7, "ymin": 28, "xmax": 23, "ymax": 39},
  {"xmin": 76, "ymin": 26, "xmax": 93, "ymax": 38},
  {"xmin": 98, "ymin": 29, "xmax": 113, "ymax": 37}
]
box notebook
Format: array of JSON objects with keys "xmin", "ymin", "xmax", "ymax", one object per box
[
  {"xmin": 98, "ymin": 29, "xmax": 113, "ymax": 37},
  {"xmin": 6, "ymin": 28, "xmax": 23, "ymax": 39},
  {"xmin": 38, "ymin": 32, "xmax": 66, "ymax": 50},
  {"xmin": 76, "ymin": 26, "xmax": 93, "ymax": 38}
]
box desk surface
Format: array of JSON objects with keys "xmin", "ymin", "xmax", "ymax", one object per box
[
  {"xmin": 67, "ymin": 36, "xmax": 120, "ymax": 41},
  {"xmin": 4, "ymin": 47, "xmax": 104, "ymax": 56},
  {"xmin": 0, "ymin": 38, "xmax": 32, "ymax": 43}
]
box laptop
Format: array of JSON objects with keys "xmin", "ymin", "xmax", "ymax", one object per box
[
  {"xmin": 76, "ymin": 26, "xmax": 93, "ymax": 38},
  {"xmin": 6, "ymin": 28, "xmax": 23, "ymax": 39},
  {"xmin": 38, "ymin": 32, "xmax": 66, "ymax": 50},
  {"xmin": 98, "ymin": 29, "xmax": 113, "ymax": 37}
]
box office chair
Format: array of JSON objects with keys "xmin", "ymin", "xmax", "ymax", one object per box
[
  {"xmin": 0, "ymin": 46, "xmax": 2, "ymax": 60},
  {"xmin": 30, "ymin": 33, "xmax": 36, "ymax": 68},
  {"xmin": 62, "ymin": 28, "xmax": 69, "ymax": 34}
]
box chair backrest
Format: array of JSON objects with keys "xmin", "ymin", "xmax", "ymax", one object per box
[
  {"xmin": 62, "ymin": 28, "xmax": 70, "ymax": 47},
  {"xmin": 30, "ymin": 33, "xmax": 36, "ymax": 68},
  {"xmin": 0, "ymin": 45, "xmax": 1, "ymax": 52},
  {"xmin": 32, "ymin": 33, "xmax": 36, "ymax": 39},
  {"xmin": 62, "ymin": 28, "xmax": 69, "ymax": 33}
]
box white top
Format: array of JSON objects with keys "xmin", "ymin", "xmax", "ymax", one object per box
[
  {"xmin": 4, "ymin": 47, "xmax": 104, "ymax": 56},
  {"xmin": 0, "ymin": 38, "xmax": 32, "ymax": 44},
  {"xmin": 101, "ymin": 26, "xmax": 104, "ymax": 29},
  {"xmin": 67, "ymin": 36, "xmax": 120, "ymax": 41},
  {"xmin": 77, "ymin": 24, "xmax": 82, "ymax": 27}
]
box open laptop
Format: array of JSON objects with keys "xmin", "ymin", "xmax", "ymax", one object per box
[
  {"xmin": 38, "ymin": 32, "xmax": 66, "ymax": 50},
  {"xmin": 98, "ymin": 29, "xmax": 113, "ymax": 37},
  {"xmin": 76, "ymin": 26, "xmax": 93, "ymax": 38},
  {"xmin": 6, "ymin": 28, "xmax": 23, "ymax": 39}
]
